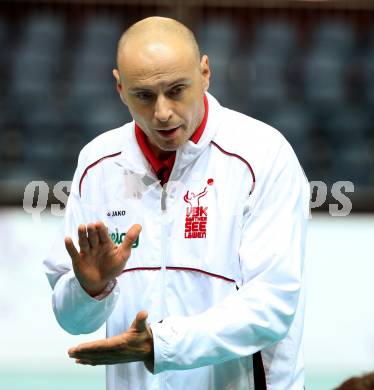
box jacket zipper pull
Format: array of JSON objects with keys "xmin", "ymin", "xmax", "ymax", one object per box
[{"xmin": 161, "ymin": 186, "xmax": 167, "ymax": 211}]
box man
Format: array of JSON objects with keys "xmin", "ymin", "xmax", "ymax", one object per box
[{"xmin": 44, "ymin": 16, "xmax": 309, "ymax": 390}]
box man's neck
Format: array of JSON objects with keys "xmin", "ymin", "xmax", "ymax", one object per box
[{"xmin": 149, "ymin": 143, "xmax": 175, "ymax": 161}]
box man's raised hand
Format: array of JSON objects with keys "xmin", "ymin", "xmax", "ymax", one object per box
[{"xmin": 64, "ymin": 222, "xmax": 141, "ymax": 296}]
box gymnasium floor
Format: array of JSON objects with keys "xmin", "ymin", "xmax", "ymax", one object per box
[{"xmin": 0, "ymin": 369, "xmax": 346, "ymax": 390}]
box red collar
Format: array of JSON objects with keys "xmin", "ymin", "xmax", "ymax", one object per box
[
  {"xmin": 190, "ymin": 94, "xmax": 209, "ymax": 144},
  {"xmin": 135, "ymin": 126, "xmax": 176, "ymax": 185},
  {"xmin": 135, "ymin": 94, "xmax": 209, "ymax": 185}
]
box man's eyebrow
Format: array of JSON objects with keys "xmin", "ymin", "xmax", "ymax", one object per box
[
  {"xmin": 129, "ymin": 78, "xmax": 191, "ymax": 93},
  {"xmin": 167, "ymin": 78, "xmax": 191, "ymax": 87}
]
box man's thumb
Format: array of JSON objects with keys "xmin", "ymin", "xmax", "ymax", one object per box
[
  {"xmin": 119, "ymin": 224, "xmax": 142, "ymax": 251},
  {"xmin": 132, "ymin": 310, "xmax": 149, "ymax": 331}
]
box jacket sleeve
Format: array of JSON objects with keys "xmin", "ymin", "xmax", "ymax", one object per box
[
  {"xmin": 43, "ymin": 151, "xmax": 120, "ymax": 335},
  {"xmin": 151, "ymin": 140, "xmax": 310, "ymax": 373}
]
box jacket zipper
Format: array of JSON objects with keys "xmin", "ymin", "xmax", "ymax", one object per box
[
  {"xmin": 159, "ymin": 151, "xmax": 178, "ymax": 390},
  {"xmin": 160, "ymin": 185, "xmax": 168, "ymax": 390},
  {"xmin": 160, "ymin": 185, "xmax": 167, "ymax": 317}
]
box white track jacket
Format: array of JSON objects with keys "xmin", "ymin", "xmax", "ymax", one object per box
[{"xmin": 44, "ymin": 93, "xmax": 309, "ymax": 390}]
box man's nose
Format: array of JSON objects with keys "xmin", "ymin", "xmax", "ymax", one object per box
[{"xmin": 154, "ymin": 95, "xmax": 172, "ymax": 123}]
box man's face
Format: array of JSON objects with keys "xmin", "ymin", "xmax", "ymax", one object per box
[{"xmin": 114, "ymin": 40, "xmax": 210, "ymax": 155}]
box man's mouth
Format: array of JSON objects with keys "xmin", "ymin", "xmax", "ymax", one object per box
[{"xmin": 156, "ymin": 126, "xmax": 180, "ymax": 138}]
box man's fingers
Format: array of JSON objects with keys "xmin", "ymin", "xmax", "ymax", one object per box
[
  {"xmin": 65, "ymin": 237, "xmax": 80, "ymax": 261},
  {"xmin": 87, "ymin": 223, "xmax": 99, "ymax": 248},
  {"xmin": 77, "ymin": 224, "xmax": 90, "ymax": 254},
  {"xmin": 76, "ymin": 359, "xmax": 92, "ymax": 365},
  {"xmin": 69, "ymin": 342, "xmax": 103, "ymax": 357},
  {"xmin": 69, "ymin": 335, "xmax": 124, "ymax": 357},
  {"xmin": 96, "ymin": 222, "xmax": 111, "ymax": 243}
]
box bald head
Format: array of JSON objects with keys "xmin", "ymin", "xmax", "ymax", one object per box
[
  {"xmin": 116, "ymin": 17, "xmax": 200, "ymax": 68},
  {"xmin": 112, "ymin": 16, "xmax": 210, "ymax": 157}
]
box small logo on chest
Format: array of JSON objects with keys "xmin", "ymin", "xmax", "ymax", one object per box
[
  {"xmin": 183, "ymin": 179, "xmax": 213, "ymax": 239},
  {"xmin": 107, "ymin": 210, "xmax": 127, "ymax": 217}
]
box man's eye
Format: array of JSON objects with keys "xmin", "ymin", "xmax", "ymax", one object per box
[
  {"xmin": 169, "ymin": 85, "xmax": 186, "ymax": 98},
  {"xmin": 136, "ymin": 92, "xmax": 153, "ymax": 101}
]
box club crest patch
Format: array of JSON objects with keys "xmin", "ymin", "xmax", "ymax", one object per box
[{"xmin": 183, "ymin": 178, "xmax": 213, "ymax": 239}]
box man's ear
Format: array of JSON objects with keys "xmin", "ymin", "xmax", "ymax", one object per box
[
  {"xmin": 113, "ymin": 69, "xmax": 127, "ymax": 105},
  {"xmin": 200, "ymin": 55, "xmax": 210, "ymax": 93}
]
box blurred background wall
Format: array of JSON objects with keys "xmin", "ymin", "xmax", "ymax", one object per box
[
  {"xmin": 0, "ymin": 0, "xmax": 374, "ymax": 207},
  {"xmin": 0, "ymin": 1, "xmax": 373, "ymax": 389}
]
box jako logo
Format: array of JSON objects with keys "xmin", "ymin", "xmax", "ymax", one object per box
[
  {"xmin": 110, "ymin": 228, "xmax": 139, "ymax": 248},
  {"xmin": 107, "ymin": 210, "xmax": 126, "ymax": 217}
]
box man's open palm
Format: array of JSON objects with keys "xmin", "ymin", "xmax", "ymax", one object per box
[
  {"xmin": 68, "ymin": 310, "xmax": 154, "ymax": 371},
  {"xmin": 65, "ymin": 222, "xmax": 142, "ymax": 296}
]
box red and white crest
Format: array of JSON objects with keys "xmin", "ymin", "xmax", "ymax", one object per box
[{"xmin": 183, "ymin": 179, "xmax": 213, "ymax": 239}]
